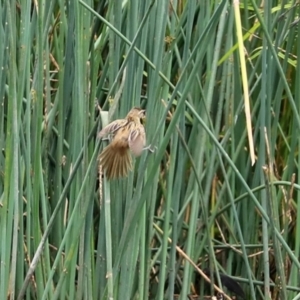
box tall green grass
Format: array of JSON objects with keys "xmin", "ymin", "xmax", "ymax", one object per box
[{"xmin": 1, "ymin": 0, "xmax": 300, "ymax": 299}]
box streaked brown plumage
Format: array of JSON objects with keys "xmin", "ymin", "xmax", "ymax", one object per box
[{"xmin": 98, "ymin": 107, "xmax": 146, "ymax": 180}]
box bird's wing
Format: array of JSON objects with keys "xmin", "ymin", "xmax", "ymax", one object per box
[
  {"xmin": 128, "ymin": 126, "xmax": 145, "ymax": 156},
  {"xmin": 98, "ymin": 119, "xmax": 128, "ymax": 138}
]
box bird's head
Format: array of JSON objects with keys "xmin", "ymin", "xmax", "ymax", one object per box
[{"xmin": 126, "ymin": 107, "xmax": 146, "ymax": 120}]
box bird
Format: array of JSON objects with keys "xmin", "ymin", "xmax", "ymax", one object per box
[{"xmin": 98, "ymin": 107, "xmax": 146, "ymax": 180}]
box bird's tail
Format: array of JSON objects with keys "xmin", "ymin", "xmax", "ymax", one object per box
[{"xmin": 99, "ymin": 144, "xmax": 132, "ymax": 180}]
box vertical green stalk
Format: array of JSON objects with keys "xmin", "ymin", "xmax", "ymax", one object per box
[
  {"xmin": 31, "ymin": 0, "xmax": 45, "ymax": 297},
  {"xmin": 138, "ymin": 204, "xmax": 146, "ymax": 299},
  {"xmin": 5, "ymin": 1, "xmax": 19, "ymax": 298},
  {"xmin": 263, "ymin": 164, "xmax": 287, "ymax": 299},
  {"xmin": 157, "ymin": 133, "xmax": 178, "ymax": 299},
  {"xmin": 289, "ymin": 17, "xmax": 300, "ymax": 298},
  {"xmin": 104, "ymin": 179, "xmax": 114, "ymax": 298}
]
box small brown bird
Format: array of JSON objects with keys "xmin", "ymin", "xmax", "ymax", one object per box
[{"xmin": 98, "ymin": 107, "xmax": 146, "ymax": 180}]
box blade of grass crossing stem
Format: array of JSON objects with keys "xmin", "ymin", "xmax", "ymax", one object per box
[
  {"xmin": 187, "ymin": 103, "xmax": 300, "ymax": 268},
  {"xmin": 42, "ymin": 145, "xmax": 99, "ymax": 300},
  {"xmin": 17, "ymin": 129, "xmax": 100, "ymax": 299}
]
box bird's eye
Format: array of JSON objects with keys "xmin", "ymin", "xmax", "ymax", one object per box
[{"xmin": 139, "ymin": 110, "xmax": 146, "ymax": 118}]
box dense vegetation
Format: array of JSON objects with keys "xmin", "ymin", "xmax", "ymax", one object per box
[{"xmin": 1, "ymin": 0, "xmax": 300, "ymax": 299}]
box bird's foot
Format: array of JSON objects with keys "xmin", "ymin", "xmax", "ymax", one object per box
[{"xmin": 143, "ymin": 145, "xmax": 157, "ymax": 153}]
